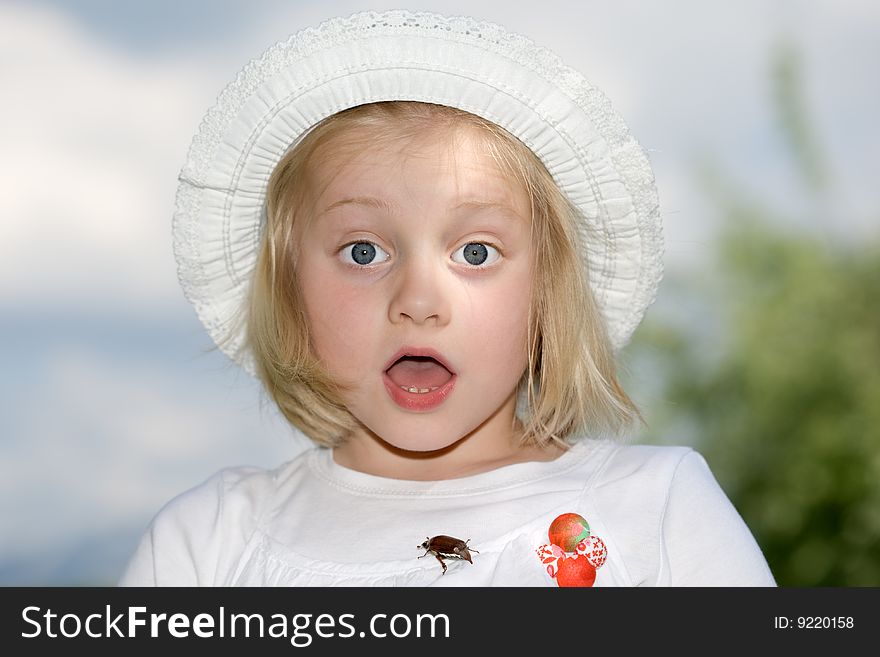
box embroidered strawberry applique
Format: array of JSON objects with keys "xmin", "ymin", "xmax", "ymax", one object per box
[{"xmin": 536, "ymin": 513, "xmax": 607, "ymax": 587}]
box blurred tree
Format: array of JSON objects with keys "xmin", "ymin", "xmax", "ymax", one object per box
[
  {"xmin": 626, "ymin": 42, "xmax": 880, "ymax": 586},
  {"xmin": 771, "ymin": 40, "xmax": 828, "ymax": 194}
]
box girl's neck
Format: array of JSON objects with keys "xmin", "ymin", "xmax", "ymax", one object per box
[{"xmin": 332, "ymin": 421, "xmax": 566, "ymax": 481}]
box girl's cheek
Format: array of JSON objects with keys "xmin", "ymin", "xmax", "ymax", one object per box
[
  {"xmin": 309, "ymin": 290, "xmax": 360, "ymax": 343},
  {"xmin": 311, "ymin": 273, "xmax": 381, "ymax": 338},
  {"xmin": 298, "ymin": 259, "xmax": 372, "ymax": 350}
]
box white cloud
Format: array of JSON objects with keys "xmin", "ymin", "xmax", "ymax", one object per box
[{"xmin": 0, "ymin": 4, "xmax": 214, "ymax": 309}]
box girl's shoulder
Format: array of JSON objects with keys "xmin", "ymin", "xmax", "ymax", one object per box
[
  {"xmin": 158, "ymin": 447, "xmax": 318, "ymax": 520},
  {"xmin": 587, "ymin": 441, "xmax": 724, "ymax": 527},
  {"xmin": 573, "ymin": 439, "xmax": 700, "ymax": 493},
  {"xmin": 598, "ymin": 441, "xmax": 698, "ymax": 479},
  {"xmin": 118, "ymin": 449, "xmax": 320, "ymax": 586}
]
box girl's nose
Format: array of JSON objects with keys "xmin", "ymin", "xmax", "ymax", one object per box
[{"xmin": 387, "ymin": 258, "xmax": 451, "ymax": 326}]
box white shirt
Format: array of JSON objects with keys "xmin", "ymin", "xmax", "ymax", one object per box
[{"xmin": 118, "ymin": 439, "xmax": 776, "ymax": 586}]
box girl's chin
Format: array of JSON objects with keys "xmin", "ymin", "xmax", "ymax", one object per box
[
  {"xmin": 350, "ymin": 408, "xmax": 466, "ymax": 452},
  {"xmin": 376, "ymin": 433, "xmax": 466, "ymax": 455}
]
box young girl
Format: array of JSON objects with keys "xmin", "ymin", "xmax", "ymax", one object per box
[{"xmin": 120, "ymin": 10, "xmax": 775, "ymax": 586}]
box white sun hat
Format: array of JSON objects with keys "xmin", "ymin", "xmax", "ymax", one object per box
[{"xmin": 173, "ymin": 9, "xmax": 663, "ymax": 374}]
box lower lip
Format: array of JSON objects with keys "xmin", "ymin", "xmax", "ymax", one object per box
[{"xmin": 383, "ymin": 372, "xmax": 457, "ymax": 412}]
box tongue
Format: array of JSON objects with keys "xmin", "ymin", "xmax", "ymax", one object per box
[{"xmin": 386, "ymin": 357, "xmax": 452, "ymax": 389}]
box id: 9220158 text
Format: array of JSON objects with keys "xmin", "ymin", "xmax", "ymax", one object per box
[{"xmin": 773, "ymin": 616, "xmax": 854, "ymax": 629}]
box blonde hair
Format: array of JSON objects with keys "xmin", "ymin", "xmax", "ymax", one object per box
[{"xmin": 245, "ymin": 101, "xmax": 639, "ymax": 448}]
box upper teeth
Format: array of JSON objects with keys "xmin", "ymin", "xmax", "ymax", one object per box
[{"xmin": 401, "ymin": 386, "xmax": 439, "ymax": 394}]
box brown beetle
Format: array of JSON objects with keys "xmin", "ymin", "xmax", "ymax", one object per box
[{"xmin": 418, "ymin": 535, "xmax": 479, "ymax": 574}]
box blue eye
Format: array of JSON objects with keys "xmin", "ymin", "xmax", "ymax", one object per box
[
  {"xmin": 342, "ymin": 241, "xmax": 390, "ymax": 266},
  {"xmin": 452, "ymin": 242, "xmax": 500, "ymax": 267}
]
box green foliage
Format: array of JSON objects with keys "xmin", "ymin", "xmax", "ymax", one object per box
[{"xmin": 634, "ymin": 224, "xmax": 880, "ymax": 586}]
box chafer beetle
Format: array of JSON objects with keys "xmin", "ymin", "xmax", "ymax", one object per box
[{"xmin": 418, "ymin": 535, "xmax": 479, "ymax": 574}]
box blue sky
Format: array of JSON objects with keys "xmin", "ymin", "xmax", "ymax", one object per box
[{"xmin": 1, "ymin": 0, "xmax": 877, "ymax": 584}]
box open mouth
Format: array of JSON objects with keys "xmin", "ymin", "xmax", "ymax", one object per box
[{"xmin": 385, "ymin": 355, "xmax": 455, "ymax": 394}]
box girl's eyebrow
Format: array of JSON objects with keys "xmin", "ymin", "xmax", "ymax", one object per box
[
  {"xmin": 318, "ymin": 196, "xmax": 397, "ymax": 216},
  {"xmin": 455, "ymin": 200, "xmax": 526, "ymax": 222},
  {"xmin": 317, "ymin": 197, "xmax": 524, "ymax": 221}
]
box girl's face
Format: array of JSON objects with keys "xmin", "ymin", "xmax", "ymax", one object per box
[{"xmin": 296, "ymin": 125, "xmax": 533, "ymax": 473}]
